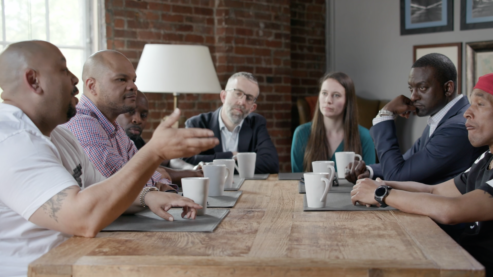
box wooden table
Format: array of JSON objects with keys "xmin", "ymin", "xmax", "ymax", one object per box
[{"xmin": 29, "ymin": 175, "xmax": 484, "ymax": 277}]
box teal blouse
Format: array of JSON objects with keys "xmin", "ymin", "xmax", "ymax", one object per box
[{"xmin": 291, "ymin": 122, "xmax": 376, "ymax": 172}]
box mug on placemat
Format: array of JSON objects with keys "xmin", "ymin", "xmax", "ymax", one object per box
[
  {"xmin": 335, "ymin": 152, "xmax": 362, "ymax": 179},
  {"xmin": 213, "ymin": 159, "xmax": 235, "ymax": 188},
  {"xmin": 233, "ymin": 152, "xmax": 256, "ymax": 179},
  {"xmin": 312, "ymin": 161, "xmax": 335, "ymax": 173},
  {"xmin": 203, "ymin": 164, "xmax": 230, "ymax": 196},
  {"xmin": 304, "ymin": 171, "xmax": 335, "ymax": 208},
  {"xmin": 181, "ymin": 177, "xmax": 209, "ymax": 216}
]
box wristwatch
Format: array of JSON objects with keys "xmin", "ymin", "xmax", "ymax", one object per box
[
  {"xmin": 377, "ymin": 108, "xmax": 396, "ymax": 119},
  {"xmin": 374, "ymin": 185, "xmax": 392, "ymax": 207}
]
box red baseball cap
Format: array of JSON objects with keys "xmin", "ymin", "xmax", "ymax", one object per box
[{"xmin": 474, "ymin": 73, "xmax": 493, "ymax": 95}]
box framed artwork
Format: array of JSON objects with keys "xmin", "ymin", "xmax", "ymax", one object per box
[
  {"xmin": 413, "ymin": 43, "xmax": 462, "ymax": 94},
  {"xmin": 461, "ymin": 0, "xmax": 493, "ymax": 30},
  {"xmin": 466, "ymin": 41, "xmax": 493, "ymax": 95},
  {"xmin": 401, "ymin": 0, "xmax": 454, "ymax": 35}
]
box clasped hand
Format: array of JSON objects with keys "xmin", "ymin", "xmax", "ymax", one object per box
[{"xmin": 350, "ymin": 178, "xmax": 383, "ymax": 207}]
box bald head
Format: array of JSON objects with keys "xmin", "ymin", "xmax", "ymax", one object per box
[
  {"xmin": 0, "ymin": 40, "xmax": 79, "ymax": 136},
  {"xmin": 0, "ymin": 41, "xmax": 60, "ymax": 98},
  {"xmin": 82, "ymin": 50, "xmax": 130, "ymax": 90},
  {"xmin": 82, "ymin": 50, "xmax": 138, "ymax": 122}
]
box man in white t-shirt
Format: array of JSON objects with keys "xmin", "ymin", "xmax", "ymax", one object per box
[{"xmin": 0, "ymin": 41, "xmax": 219, "ymax": 277}]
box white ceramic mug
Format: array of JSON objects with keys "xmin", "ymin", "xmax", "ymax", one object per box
[
  {"xmin": 181, "ymin": 177, "xmax": 209, "ymax": 216},
  {"xmin": 312, "ymin": 161, "xmax": 335, "ymax": 173},
  {"xmin": 304, "ymin": 171, "xmax": 335, "ymax": 208},
  {"xmin": 335, "ymin": 152, "xmax": 362, "ymax": 178},
  {"xmin": 203, "ymin": 164, "xmax": 230, "ymax": 196},
  {"xmin": 233, "ymin": 152, "xmax": 256, "ymax": 179},
  {"xmin": 213, "ymin": 159, "xmax": 235, "ymax": 188}
]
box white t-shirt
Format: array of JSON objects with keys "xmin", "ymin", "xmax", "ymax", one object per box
[{"xmin": 0, "ymin": 103, "xmax": 105, "ymax": 277}]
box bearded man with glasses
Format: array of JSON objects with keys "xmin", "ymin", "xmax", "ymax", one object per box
[{"xmin": 184, "ymin": 72, "xmax": 279, "ymax": 174}]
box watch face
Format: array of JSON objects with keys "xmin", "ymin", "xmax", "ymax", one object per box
[{"xmin": 375, "ymin": 187, "xmax": 386, "ymax": 197}]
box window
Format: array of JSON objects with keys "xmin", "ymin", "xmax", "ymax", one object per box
[{"xmin": 0, "ymin": 0, "xmax": 105, "ymax": 102}]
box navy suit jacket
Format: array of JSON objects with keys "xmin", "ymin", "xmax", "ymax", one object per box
[
  {"xmin": 183, "ymin": 108, "xmax": 279, "ymax": 174},
  {"xmin": 369, "ymin": 96, "xmax": 487, "ymax": 184}
]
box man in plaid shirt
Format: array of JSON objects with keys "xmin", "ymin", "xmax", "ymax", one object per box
[{"xmin": 65, "ymin": 50, "xmax": 173, "ymax": 190}]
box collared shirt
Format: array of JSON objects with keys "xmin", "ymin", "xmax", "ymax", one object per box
[
  {"xmin": 64, "ymin": 95, "xmax": 162, "ymax": 186},
  {"xmin": 218, "ymin": 108, "xmax": 244, "ymax": 153},
  {"xmin": 427, "ymin": 94, "xmax": 463, "ymax": 137}
]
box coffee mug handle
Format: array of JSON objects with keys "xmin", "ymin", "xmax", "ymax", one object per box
[
  {"xmin": 319, "ymin": 177, "xmax": 331, "ymax": 202},
  {"xmin": 232, "ymin": 155, "xmax": 241, "ymax": 175},
  {"xmin": 327, "ymin": 166, "xmax": 335, "ymax": 186},
  {"xmin": 351, "ymin": 154, "xmax": 363, "ymax": 172},
  {"xmin": 224, "ymin": 167, "xmax": 230, "ymax": 183}
]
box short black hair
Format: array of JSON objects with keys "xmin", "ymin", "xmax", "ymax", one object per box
[{"xmin": 412, "ymin": 53, "xmax": 457, "ymax": 92}]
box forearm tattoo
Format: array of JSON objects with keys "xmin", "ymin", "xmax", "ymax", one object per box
[{"xmin": 41, "ymin": 186, "xmax": 76, "ymax": 222}]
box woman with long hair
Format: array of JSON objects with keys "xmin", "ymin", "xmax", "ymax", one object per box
[{"xmin": 291, "ymin": 72, "xmax": 375, "ymax": 172}]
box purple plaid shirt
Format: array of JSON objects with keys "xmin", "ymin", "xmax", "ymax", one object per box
[{"xmin": 64, "ymin": 95, "xmax": 162, "ymax": 187}]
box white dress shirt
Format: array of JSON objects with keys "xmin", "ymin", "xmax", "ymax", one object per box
[{"xmin": 218, "ymin": 108, "xmax": 244, "ymax": 153}]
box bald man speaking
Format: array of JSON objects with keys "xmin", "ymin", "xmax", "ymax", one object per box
[
  {"xmin": 65, "ymin": 50, "xmax": 178, "ymax": 191},
  {"xmin": 0, "ymin": 41, "xmax": 218, "ymax": 276}
]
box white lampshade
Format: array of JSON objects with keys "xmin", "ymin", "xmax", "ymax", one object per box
[{"xmin": 135, "ymin": 44, "xmax": 222, "ymax": 94}]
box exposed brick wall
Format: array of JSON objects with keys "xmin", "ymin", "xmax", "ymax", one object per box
[
  {"xmin": 105, "ymin": 0, "xmax": 325, "ymax": 172},
  {"xmin": 290, "ymin": 0, "xmax": 326, "ymax": 128}
]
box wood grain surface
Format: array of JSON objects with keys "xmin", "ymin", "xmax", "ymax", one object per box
[{"xmin": 29, "ymin": 175, "xmax": 485, "ymax": 277}]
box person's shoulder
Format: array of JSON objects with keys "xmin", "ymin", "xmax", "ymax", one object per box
[
  {"xmin": 0, "ymin": 104, "xmax": 42, "ymax": 142},
  {"xmin": 295, "ymin": 122, "xmax": 312, "ymax": 133},
  {"xmin": 358, "ymin": 125, "xmax": 371, "ymax": 138},
  {"xmin": 186, "ymin": 110, "xmax": 216, "ymax": 126},
  {"xmin": 246, "ymin": 112, "xmax": 268, "ymax": 125},
  {"xmin": 64, "ymin": 112, "xmax": 103, "ymax": 134},
  {"xmin": 52, "ymin": 126, "xmax": 80, "ymax": 144}
]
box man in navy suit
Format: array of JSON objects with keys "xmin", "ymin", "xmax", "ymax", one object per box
[
  {"xmin": 347, "ymin": 53, "xmax": 486, "ymax": 184},
  {"xmin": 184, "ymin": 72, "xmax": 279, "ymax": 174}
]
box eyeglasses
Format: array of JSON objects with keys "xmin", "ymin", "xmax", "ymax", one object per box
[{"xmin": 226, "ymin": 88, "xmax": 257, "ymax": 104}]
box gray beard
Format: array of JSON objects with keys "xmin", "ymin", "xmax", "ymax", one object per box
[{"xmin": 226, "ymin": 109, "xmax": 246, "ymax": 125}]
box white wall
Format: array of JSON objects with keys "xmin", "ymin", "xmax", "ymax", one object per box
[{"xmin": 333, "ymin": 0, "xmax": 492, "ymax": 151}]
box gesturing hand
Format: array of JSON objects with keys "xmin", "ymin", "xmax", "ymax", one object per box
[
  {"xmin": 145, "ymin": 191, "xmax": 203, "ymax": 221},
  {"xmin": 148, "ymin": 109, "xmax": 219, "ymax": 161}
]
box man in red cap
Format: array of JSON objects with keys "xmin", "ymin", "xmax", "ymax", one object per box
[{"xmin": 351, "ymin": 73, "xmax": 493, "ymax": 276}]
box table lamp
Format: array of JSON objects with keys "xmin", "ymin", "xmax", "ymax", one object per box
[{"xmin": 135, "ymin": 44, "xmax": 222, "ymax": 124}]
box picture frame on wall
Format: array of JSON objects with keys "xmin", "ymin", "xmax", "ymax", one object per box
[
  {"xmin": 413, "ymin": 43, "xmax": 462, "ymax": 94},
  {"xmin": 401, "ymin": 0, "xmax": 454, "ymax": 35},
  {"xmin": 466, "ymin": 41, "xmax": 493, "ymax": 95},
  {"xmin": 461, "ymin": 0, "xmax": 493, "ymax": 30}
]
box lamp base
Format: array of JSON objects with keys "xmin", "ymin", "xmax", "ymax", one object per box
[{"xmin": 162, "ymin": 115, "xmax": 186, "ymax": 128}]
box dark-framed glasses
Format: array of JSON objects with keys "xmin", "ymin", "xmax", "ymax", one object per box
[{"xmin": 226, "ymin": 88, "xmax": 257, "ymax": 104}]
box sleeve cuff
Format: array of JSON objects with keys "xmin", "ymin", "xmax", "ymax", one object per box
[
  {"xmin": 367, "ymin": 166, "xmax": 374, "ymax": 179},
  {"xmin": 372, "ymin": 116, "xmax": 394, "ymax": 126}
]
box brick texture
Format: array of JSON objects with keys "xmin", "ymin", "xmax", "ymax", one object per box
[
  {"xmin": 105, "ymin": 0, "xmax": 325, "ymax": 172},
  {"xmin": 290, "ymin": 0, "xmax": 326, "ymax": 129}
]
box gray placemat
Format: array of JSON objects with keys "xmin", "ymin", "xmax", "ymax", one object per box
[
  {"xmin": 303, "ymin": 194, "xmax": 395, "ymax": 211},
  {"xmin": 299, "ymin": 178, "xmax": 353, "ymax": 194},
  {"xmin": 207, "ymin": 191, "xmax": 242, "ymax": 208},
  {"xmin": 225, "ymin": 177, "xmax": 245, "ymax": 191},
  {"xmin": 233, "ymin": 174, "xmax": 269, "ymax": 180},
  {"xmin": 278, "ymin": 172, "xmax": 304, "ymax": 180},
  {"xmin": 102, "ymin": 208, "xmax": 229, "ymax": 232}
]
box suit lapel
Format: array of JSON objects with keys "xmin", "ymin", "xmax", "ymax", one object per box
[
  {"xmin": 420, "ymin": 125, "xmax": 430, "ymax": 150},
  {"xmin": 238, "ymin": 117, "xmax": 252, "ymax": 152},
  {"xmin": 210, "ymin": 108, "xmax": 224, "ymax": 153},
  {"xmin": 422, "ymin": 96, "xmax": 468, "ymax": 149},
  {"xmin": 436, "ymin": 96, "xmax": 468, "ymax": 129}
]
